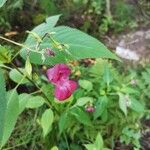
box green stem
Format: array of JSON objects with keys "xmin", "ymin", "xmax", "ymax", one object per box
[
  {"xmin": 16, "ymin": 75, "xmax": 26, "ymax": 89},
  {"xmin": 11, "ymin": 50, "xmax": 20, "ymax": 61},
  {"xmin": 0, "ymin": 52, "xmax": 51, "ymax": 108},
  {"xmin": 0, "ymin": 36, "xmax": 61, "ymax": 114},
  {"xmin": 0, "ymin": 36, "xmax": 42, "ymax": 54},
  {"xmin": 14, "ymin": 63, "xmax": 60, "ymax": 113},
  {"xmin": 0, "ymin": 64, "xmax": 12, "ymax": 70},
  {"xmin": 63, "ymin": 133, "xmax": 70, "ymax": 150},
  {"xmin": 0, "ymin": 36, "xmax": 30, "ymax": 50},
  {"xmin": 30, "ymin": 90, "xmax": 42, "ymax": 95}
]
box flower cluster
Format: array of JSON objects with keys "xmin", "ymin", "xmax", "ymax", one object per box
[{"xmin": 47, "ymin": 64, "xmax": 77, "ymax": 101}]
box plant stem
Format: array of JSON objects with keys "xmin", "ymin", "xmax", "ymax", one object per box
[
  {"xmin": 11, "ymin": 50, "xmax": 20, "ymax": 61},
  {"xmin": 106, "ymin": 0, "xmax": 112, "ymax": 19},
  {"xmin": 0, "ymin": 52, "xmax": 51, "ymax": 108},
  {"xmin": 0, "ymin": 64, "xmax": 12, "ymax": 70},
  {"xmin": 0, "ymin": 36, "xmax": 60, "ymax": 114},
  {"xmin": 63, "ymin": 133, "xmax": 70, "ymax": 150},
  {"xmin": 30, "ymin": 90, "xmax": 42, "ymax": 95},
  {"xmin": 0, "ymin": 36, "xmax": 42, "ymax": 54},
  {"xmin": 0, "ymin": 36, "xmax": 30, "ymax": 50}
]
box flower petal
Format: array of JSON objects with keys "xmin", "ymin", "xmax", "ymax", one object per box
[
  {"xmin": 54, "ymin": 80, "xmax": 77, "ymax": 101},
  {"xmin": 47, "ymin": 64, "xmax": 71, "ymax": 84}
]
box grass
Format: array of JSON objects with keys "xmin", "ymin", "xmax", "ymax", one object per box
[{"xmin": 3, "ymin": 109, "xmax": 43, "ymax": 150}]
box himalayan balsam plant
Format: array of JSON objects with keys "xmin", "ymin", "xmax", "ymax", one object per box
[
  {"xmin": 0, "ymin": 14, "xmax": 117, "ymax": 149},
  {"xmin": 0, "ymin": 14, "xmax": 144, "ymax": 150}
]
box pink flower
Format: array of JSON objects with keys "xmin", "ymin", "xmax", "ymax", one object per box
[
  {"xmin": 47, "ymin": 64, "xmax": 77, "ymax": 101},
  {"xmin": 54, "ymin": 79, "xmax": 77, "ymax": 101},
  {"xmin": 47, "ymin": 64, "xmax": 71, "ymax": 84}
]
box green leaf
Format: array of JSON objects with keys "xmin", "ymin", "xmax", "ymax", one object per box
[
  {"xmin": 90, "ymin": 59, "xmax": 106, "ymax": 76},
  {"xmin": 130, "ymin": 98, "xmax": 144, "ymax": 113},
  {"xmin": 121, "ymin": 87, "xmax": 139, "ymax": 94},
  {"xmin": 41, "ymin": 108, "xmax": 54, "ymax": 137},
  {"xmin": 25, "ymin": 56, "xmax": 32, "ymax": 77},
  {"xmin": 40, "ymin": 0, "xmax": 58, "ymax": 15},
  {"xmin": 18, "ymin": 94, "xmax": 45, "ymax": 113},
  {"xmin": 84, "ymin": 133, "xmax": 105, "ymax": 150},
  {"xmin": 59, "ymin": 112, "xmax": 69, "ymax": 134},
  {"xmin": 75, "ymin": 97, "xmax": 93, "ymax": 106},
  {"xmin": 70, "ymin": 107, "xmax": 92, "ymax": 126},
  {"xmin": 26, "ymin": 15, "xmax": 60, "ymax": 39},
  {"xmin": 101, "ymin": 109, "xmax": 108, "ymax": 123},
  {"xmin": 118, "ymin": 93, "xmax": 127, "ymax": 116},
  {"xmin": 103, "ymin": 63, "xmax": 113, "ymax": 86},
  {"xmin": 51, "ymin": 146, "xmax": 59, "ymax": 150},
  {"xmin": 9, "ymin": 68, "xmax": 29, "ymax": 84},
  {"xmin": 26, "ymin": 31, "xmax": 42, "ymax": 43},
  {"xmin": 94, "ymin": 96, "xmax": 108, "ymax": 119},
  {"xmin": 0, "ymin": 45, "xmax": 11, "ymax": 64},
  {"xmin": 1, "ymin": 90, "xmax": 19, "ymax": 148},
  {"xmin": 52, "ymin": 26, "xmax": 118, "ymax": 60},
  {"xmin": 20, "ymin": 15, "xmax": 61, "ymax": 64},
  {"xmin": 79, "ymin": 80, "xmax": 93, "ymax": 92},
  {"xmin": 21, "ymin": 24, "xmax": 119, "ymax": 65},
  {"xmin": 26, "ymin": 96, "xmax": 45, "ymax": 108},
  {"xmin": 0, "ymin": 0, "xmax": 7, "ymax": 8},
  {"xmin": 84, "ymin": 144, "xmax": 96, "ymax": 150},
  {"xmin": 95, "ymin": 133, "xmax": 104, "ymax": 149},
  {"xmin": 0, "ymin": 70, "xmax": 7, "ymax": 147},
  {"xmin": 18, "ymin": 93, "xmax": 31, "ymax": 114}
]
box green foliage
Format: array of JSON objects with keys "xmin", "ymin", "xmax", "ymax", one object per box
[
  {"xmin": 118, "ymin": 93, "xmax": 128, "ymax": 116},
  {"xmin": 84, "ymin": 133, "xmax": 109, "ymax": 150},
  {"xmin": 39, "ymin": 0, "xmax": 58, "ymax": 15},
  {"xmin": 120, "ymin": 127, "xmax": 141, "ymax": 148},
  {"xmin": 20, "ymin": 15, "xmax": 118, "ymax": 65},
  {"xmin": 9, "ymin": 68, "xmax": 29, "ymax": 84},
  {"xmin": 25, "ymin": 96, "xmax": 45, "ymax": 109},
  {"xmin": 0, "ymin": 4, "xmax": 148, "ymax": 148},
  {"xmin": 18, "ymin": 93, "xmax": 31, "ymax": 114},
  {"xmin": 68, "ymin": 59, "xmax": 145, "ymax": 148},
  {"xmin": 112, "ymin": 1, "xmax": 137, "ymax": 32},
  {"xmin": 59, "ymin": 112, "xmax": 69, "ymax": 134},
  {"xmin": 70, "ymin": 107, "xmax": 92, "ymax": 126},
  {"xmin": 75, "ymin": 97, "xmax": 93, "ymax": 106},
  {"xmin": 0, "ymin": 45, "xmax": 11, "ymax": 64},
  {"xmin": 0, "ymin": 0, "xmax": 24, "ymax": 32},
  {"xmin": 130, "ymin": 98, "xmax": 144, "ymax": 113},
  {"xmin": 40, "ymin": 108, "xmax": 54, "ymax": 137},
  {"xmin": 25, "ymin": 56, "xmax": 32, "ymax": 77},
  {"xmin": 79, "ymin": 80, "xmax": 93, "ymax": 92},
  {"xmin": 1, "ymin": 57, "xmax": 149, "ymax": 149},
  {"xmin": 0, "ymin": 70, "xmax": 7, "ymax": 146},
  {"xmin": 0, "ymin": 0, "xmax": 7, "ymax": 8},
  {"xmin": 18, "ymin": 93, "xmax": 45, "ymax": 113},
  {"xmin": 94, "ymin": 96, "xmax": 108, "ymax": 119},
  {"xmin": 0, "ymin": 90, "xmax": 19, "ymax": 148}
]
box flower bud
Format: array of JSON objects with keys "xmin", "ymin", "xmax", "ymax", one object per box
[
  {"xmin": 130, "ymin": 79, "xmax": 138, "ymax": 86},
  {"xmin": 85, "ymin": 105, "xmax": 95, "ymax": 113},
  {"xmin": 45, "ymin": 48, "xmax": 55, "ymax": 57}
]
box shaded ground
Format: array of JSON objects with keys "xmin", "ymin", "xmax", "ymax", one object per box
[{"xmin": 104, "ymin": 29, "xmax": 150, "ymax": 63}]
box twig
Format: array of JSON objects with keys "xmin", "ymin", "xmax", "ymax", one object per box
[
  {"xmin": 106, "ymin": 0, "xmax": 112, "ymax": 19},
  {"xmin": 0, "ymin": 36, "xmax": 42, "ymax": 54}
]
